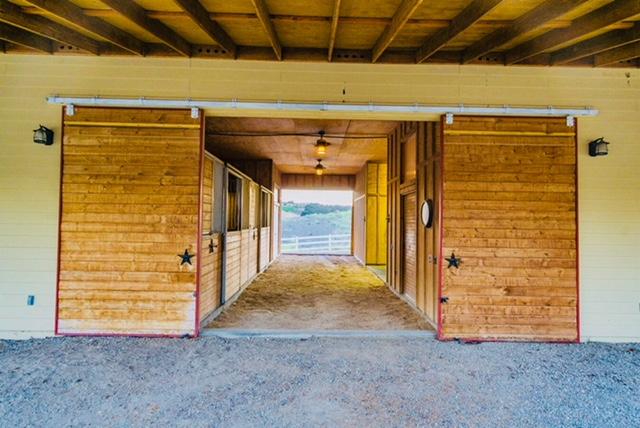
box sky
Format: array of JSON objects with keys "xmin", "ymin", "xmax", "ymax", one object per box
[{"xmin": 282, "ymin": 190, "xmax": 353, "ymax": 206}]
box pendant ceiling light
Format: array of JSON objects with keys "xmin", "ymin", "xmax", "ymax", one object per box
[
  {"xmin": 314, "ymin": 130, "xmax": 330, "ymax": 156},
  {"xmin": 315, "ymin": 159, "xmax": 326, "ymax": 176}
]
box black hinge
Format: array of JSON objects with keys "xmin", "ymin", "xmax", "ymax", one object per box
[{"xmin": 440, "ymin": 296, "xmax": 449, "ymax": 304}]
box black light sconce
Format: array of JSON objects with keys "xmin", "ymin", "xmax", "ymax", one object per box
[
  {"xmin": 588, "ymin": 137, "xmax": 609, "ymax": 157},
  {"xmin": 33, "ymin": 125, "xmax": 54, "ymax": 146}
]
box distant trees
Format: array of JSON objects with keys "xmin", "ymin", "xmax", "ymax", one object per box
[{"xmin": 282, "ymin": 201, "xmax": 351, "ymax": 217}]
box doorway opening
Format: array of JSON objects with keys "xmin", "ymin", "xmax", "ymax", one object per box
[{"xmin": 281, "ymin": 189, "xmax": 353, "ymax": 255}]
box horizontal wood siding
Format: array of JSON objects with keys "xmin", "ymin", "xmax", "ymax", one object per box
[
  {"xmin": 441, "ymin": 116, "xmax": 578, "ymax": 342},
  {"xmin": 402, "ymin": 192, "xmax": 417, "ymax": 302},
  {"xmin": 260, "ymin": 227, "xmax": 270, "ymax": 271},
  {"xmin": 199, "ymin": 233, "xmax": 221, "ymax": 322},
  {"xmin": 224, "ymin": 231, "xmax": 242, "ymax": 300},
  {"xmin": 58, "ymin": 107, "xmax": 201, "ymax": 336}
]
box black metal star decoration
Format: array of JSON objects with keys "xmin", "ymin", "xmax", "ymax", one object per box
[
  {"xmin": 445, "ymin": 252, "xmax": 461, "ymax": 269},
  {"xmin": 178, "ymin": 249, "xmax": 195, "ymax": 266},
  {"xmin": 208, "ymin": 239, "xmax": 215, "ymax": 254}
]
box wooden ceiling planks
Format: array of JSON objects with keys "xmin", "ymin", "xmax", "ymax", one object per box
[
  {"xmin": 205, "ymin": 117, "xmax": 394, "ymax": 175},
  {"xmin": 2, "ymin": 0, "xmax": 640, "ymax": 67}
]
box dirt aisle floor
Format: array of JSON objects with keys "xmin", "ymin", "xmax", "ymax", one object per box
[{"xmin": 208, "ymin": 255, "xmax": 431, "ymax": 330}]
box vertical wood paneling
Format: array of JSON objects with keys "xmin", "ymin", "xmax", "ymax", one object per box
[
  {"xmin": 57, "ymin": 107, "xmax": 201, "ymax": 336},
  {"xmin": 441, "ymin": 116, "xmax": 578, "ymax": 342},
  {"xmin": 259, "ymin": 227, "xmax": 270, "ymax": 271},
  {"xmin": 402, "ymin": 192, "xmax": 417, "ymax": 302}
]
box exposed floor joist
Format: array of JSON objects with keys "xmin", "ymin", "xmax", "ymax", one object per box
[
  {"xmin": 372, "ymin": 0, "xmax": 424, "ymax": 63},
  {"xmin": 416, "ymin": 0, "xmax": 503, "ymax": 63},
  {"xmin": 0, "ymin": 0, "xmax": 100, "ymax": 54},
  {"xmin": 25, "ymin": 0, "xmax": 144, "ymax": 55},
  {"xmin": 250, "ymin": 0, "xmax": 281, "ymax": 61},
  {"xmin": 461, "ymin": 0, "xmax": 588, "ymax": 64},
  {"xmin": 552, "ymin": 24, "xmax": 640, "ymax": 64},
  {"xmin": 595, "ymin": 40, "xmax": 640, "ymax": 66},
  {"xmin": 327, "ymin": 0, "xmax": 341, "ymax": 61},
  {"xmin": 0, "ymin": 21, "xmax": 51, "ymax": 53},
  {"xmin": 100, "ymin": 0, "xmax": 191, "ymax": 56},
  {"xmin": 173, "ymin": 0, "xmax": 236, "ymax": 57},
  {"xmin": 505, "ymin": 0, "xmax": 640, "ymax": 65}
]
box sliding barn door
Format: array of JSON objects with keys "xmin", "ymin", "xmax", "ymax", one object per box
[
  {"xmin": 57, "ymin": 107, "xmax": 202, "ymax": 336},
  {"xmin": 440, "ymin": 116, "xmax": 578, "ymax": 342}
]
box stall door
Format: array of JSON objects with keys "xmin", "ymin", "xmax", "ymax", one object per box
[
  {"xmin": 57, "ymin": 107, "xmax": 202, "ymax": 336},
  {"xmin": 402, "ymin": 192, "xmax": 417, "ymax": 303},
  {"xmin": 440, "ymin": 116, "xmax": 578, "ymax": 342}
]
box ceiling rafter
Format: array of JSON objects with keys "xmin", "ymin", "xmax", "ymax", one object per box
[
  {"xmin": 416, "ymin": 0, "xmax": 504, "ymax": 63},
  {"xmin": 461, "ymin": 0, "xmax": 588, "ymax": 64},
  {"xmin": 250, "ymin": 0, "xmax": 281, "ymax": 61},
  {"xmin": 99, "ymin": 0, "xmax": 191, "ymax": 56},
  {"xmin": 0, "ymin": 21, "xmax": 52, "ymax": 53},
  {"xmin": 327, "ymin": 0, "xmax": 341, "ymax": 61},
  {"xmin": 0, "ymin": 0, "xmax": 100, "ymax": 54},
  {"xmin": 595, "ymin": 40, "xmax": 640, "ymax": 67},
  {"xmin": 505, "ymin": 0, "xmax": 640, "ymax": 65},
  {"xmin": 552, "ymin": 24, "xmax": 640, "ymax": 64},
  {"xmin": 372, "ymin": 0, "xmax": 424, "ymax": 63},
  {"xmin": 172, "ymin": 0, "xmax": 236, "ymax": 57},
  {"xmin": 25, "ymin": 0, "xmax": 144, "ymax": 55}
]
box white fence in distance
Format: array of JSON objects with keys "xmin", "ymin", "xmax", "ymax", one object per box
[{"xmin": 282, "ymin": 234, "xmax": 351, "ymax": 255}]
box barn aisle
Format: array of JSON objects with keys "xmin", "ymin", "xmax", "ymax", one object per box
[{"xmin": 207, "ymin": 255, "xmax": 431, "ymax": 331}]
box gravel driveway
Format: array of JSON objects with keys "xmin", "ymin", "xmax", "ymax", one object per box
[{"xmin": 1, "ymin": 337, "xmax": 638, "ymax": 427}]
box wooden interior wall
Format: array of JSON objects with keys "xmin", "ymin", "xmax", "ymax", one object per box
[
  {"xmin": 388, "ymin": 121, "xmax": 441, "ymax": 325},
  {"xmin": 199, "ymin": 155, "xmax": 222, "ymax": 322},
  {"xmin": 57, "ymin": 107, "xmax": 201, "ymax": 336},
  {"xmin": 440, "ymin": 116, "xmax": 578, "ymax": 342},
  {"xmin": 249, "ymin": 183, "xmax": 259, "ymax": 276},
  {"xmin": 260, "ymin": 227, "xmax": 270, "ymax": 271},
  {"xmin": 231, "ymin": 159, "xmax": 276, "ymax": 191},
  {"xmin": 366, "ymin": 163, "xmax": 388, "ymax": 265},
  {"xmin": 281, "ymin": 174, "xmax": 355, "ymax": 190},
  {"xmin": 352, "ymin": 166, "xmax": 367, "ymax": 263},
  {"xmin": 224, "ymin": 231, "xmax": 242, "ymax": 300}
]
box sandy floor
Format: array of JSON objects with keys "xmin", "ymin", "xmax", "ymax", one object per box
[{"xmin": 208, "ymin": 255, "xmax": 430, "ymax": 330}]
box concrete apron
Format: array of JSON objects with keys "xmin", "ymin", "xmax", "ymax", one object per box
[{"xmin": 201, "ymin": 328, "xmax": 436, "ymax": 339}]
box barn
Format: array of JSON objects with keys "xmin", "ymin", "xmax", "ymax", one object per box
[{"xmin": 0, "ymin": 0, "xmax": 638, "ymax": 342}]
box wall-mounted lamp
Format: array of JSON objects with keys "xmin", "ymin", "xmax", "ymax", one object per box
[
  {"xmin": 315, "ymin": 159, "xmax": 326, "ymax": 176},
  {"xmin": 588, "ymin": 137, "xmax": 609, "ymax": 157},
  {"xmin": 33, "ymin": 125, "xmax": 54, "ymax": 146},
  {"xmin": 315, "ymin": 130, "xmax": 330, "ymax": 156}
]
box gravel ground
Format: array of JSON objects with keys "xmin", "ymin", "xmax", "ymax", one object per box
[{"xmin": 0, "ymin": 337, "xmax": 638, "ymax": 427}]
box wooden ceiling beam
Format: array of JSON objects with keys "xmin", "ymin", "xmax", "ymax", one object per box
[
  {"xmin": 172, "ymin": 0, "xmax": 236, "ymax": 57},
  {"xmin": 595, "ymin": 40, "xmax": 640, "ymax": 67},
  {"xmin": 327, "ymin": 0, "xmax": 341, "ymax": 61},
  {"xmin": 372, "ymin": 0, "xmax": 424, "ymax": 62},
  {"xmin": 25, "ymin": 0, "xmax": 144, "ymax": 55},
  {"xmin": 416, "ymin": 0, "xmax": 503, "ymax": 63},
  {"xmin": 250, "ymin": 0, "xmax": 281, "ymax": 61},
  {"xmin": 0, "ymin": 0, "xmax": 100, "ymax": 53},
  {"xmin": 0, "ymin": 21, "xmax": 52, "ymax": 53},
  {"xmin": 505, "ymin": 0, "xmax": 640, "ymax": 65},
  {"xmin": 99, "ymin": 0, "xmax": 191, "ymax": 56},
  {"xmin": 462, "ymin": 0, "xmax": 588, "ymax": 64},
  {"xmin": 552, "ymin": 24, "xmax": 640, "ymax": 64}
]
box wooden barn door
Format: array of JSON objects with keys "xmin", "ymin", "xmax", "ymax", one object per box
[
  {"xmin": 439, "ymin": 116, "xmax": 578, "ymax": 342},
  {"xmin": 57, "ymin": 107, "xmax": 202, "ymax": 336},
  {"xmin": 401, "ymin": 193, "xmax": 417, "ymax": 302}
]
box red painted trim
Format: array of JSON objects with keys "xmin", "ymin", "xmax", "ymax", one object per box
[
  {"xmin": 54, "ymin": 106, "xmax": 66, "ymax": 336},
  {"xmin": 194, "ymin": 110, "xmax": 205, "ymax": 338},
  {"xmin": 436, "ymin": 115, "xmax": 445, "ymax": 341},
  {"xmin": 574, "ymin": 118, "xmax": 581, "ymax": 343}
]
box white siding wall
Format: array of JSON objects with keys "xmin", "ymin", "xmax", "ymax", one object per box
[{"xmin": 0, "ymin": 55, "xmax": 638, "ymax": 341}]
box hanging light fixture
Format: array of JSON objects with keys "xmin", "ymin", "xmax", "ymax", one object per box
[
  {"xmin": 314, "ymin": 130, "xmax": 330, "ymax": 156},
  {"xmin": 588, "ymin": 137, "xmax": 609, "ymax": 157},
  {"xmin": 33, "ymin": 125, "xmax": 54, "ymax": 146},
  {"xmin": 315, "ymin": 159, "xmax": 326, "ymax": 176}
]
